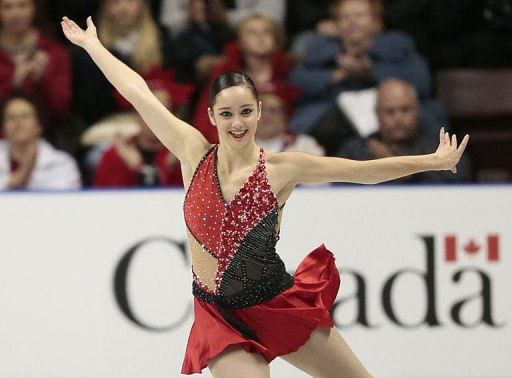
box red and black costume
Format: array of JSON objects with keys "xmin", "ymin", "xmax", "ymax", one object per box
[{"xmin": 182, "ymin": 145, "xmax": 340, "ymax": 374}]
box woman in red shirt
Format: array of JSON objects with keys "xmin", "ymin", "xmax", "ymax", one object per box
[
  {"xmin": 0, "ymin": 0, "xmax": 71, "ymax": 124},
  {"xmin": 192, "ymin": 14, "xmax": 294, "ymax": 143}
]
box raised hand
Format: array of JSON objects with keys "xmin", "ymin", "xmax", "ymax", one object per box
[
  {"xmin": 61, "ymin": 16, "xmax": 98, "ymax": 48},
  {"xmin": 434, "ymin": 127, "xmax": 470, "ymax": 173}
]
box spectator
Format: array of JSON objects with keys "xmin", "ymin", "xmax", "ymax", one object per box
[
  {"xmin": 256, "ymin": 83, "xmax": 324, "ymax": 156},
  {"xmin": 337, "ymin": 79, "xmax": 471, "ymax": 183},
  {"xmin": 93, "ymin": 88, "xmax": 183, "ymax": 187},
  {"xmin": 285, "ymin": 0, "xmax": 337, "ymax": 57},
  {"xmin": 171, "ymin": 0, "xmax": 235, "ymax": 83},
  {"xmin": 288, "ymin": 0, "xmax": 445, "ymax": 154},
  {"xmin": 0, "ymin": 0, "xmax": 72, "ymax": 124},
  {"xmin": 0, "ymin": 94, "xmax": 81, "ymax": 190},
  {"xmin": 160, "ymin": 0, "xmax": 285, "ymax": 36},
  {"xmin": 72, "ymin": 0, "xmax": 172, "ymax": 124},
  {"xmin": 192, "ymin": 14, "xmax": 294, "ymax": 143}
]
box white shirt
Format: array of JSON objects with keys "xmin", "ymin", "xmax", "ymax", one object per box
[
  {"xmin": 256, "ymin": 134, "xmax": 325, "ymax": 155},
  {"xmin": 0, "ymin": 139, "xmax": 81, "ymax": 190}
]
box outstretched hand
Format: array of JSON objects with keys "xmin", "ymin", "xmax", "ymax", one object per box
[
  {"xmin": 434, "ymin": 127, "xmax": 469, "ymax": 173},
  {"xmin": 61, "ymin": 16, "xmax": 98, "ymax": 48}
]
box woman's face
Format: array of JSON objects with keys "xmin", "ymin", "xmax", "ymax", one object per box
[
  {"xmin": 2, "ymin": 98, "xmax": 41, "ymax": 144},
  {"xmin": 208, "ymin": 86, "xmax": 261, "ymax": 148},
  {"xmin": 106, "ymin": 0, "xmax": 143, "ymax": 30},
  {"xmin": 257, "ymin": 93, "xmax": 287, "ymax": 140},
  {"xmin": 239, "ymin": 18, "xmax": 277, "ymax": 58},
  {"xmin": 0, "ymin": 0, "xmax": 35, "ymax": 35}
]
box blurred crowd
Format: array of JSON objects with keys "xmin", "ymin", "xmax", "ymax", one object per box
[{"xmin": 1, "ymin": 0, "xmax": 511, "ymax": 190}]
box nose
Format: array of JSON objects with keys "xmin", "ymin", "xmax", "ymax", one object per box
[{"xmin": 231, "ymin": 115, "xmax": 244, "ymax": 129}]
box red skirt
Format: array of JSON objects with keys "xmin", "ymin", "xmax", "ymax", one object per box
[{"xmin": 181, "ymin": 244, "xmax": 341, "ymax": 375}]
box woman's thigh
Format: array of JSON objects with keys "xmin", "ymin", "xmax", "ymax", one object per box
[
  {"xmin": 207, "ymin": 345, "xmax": 270, "ymax": 378},
  {"xmin": 281, "ymin": 326, "xmax": 373, "ymax": 378}
]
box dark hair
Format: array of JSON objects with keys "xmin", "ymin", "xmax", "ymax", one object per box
[
  {"xmin": 209, "ymin": 72, "xmax": 259, "ymax": 108},
  {"xmin": 0, "ymin": 92, "xmax": 46, "ymax": 130}
]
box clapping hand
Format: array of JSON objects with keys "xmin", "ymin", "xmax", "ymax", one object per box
[
  {"xmin": 434, "ymin": 127, "xmax": 470, "ymax": 173},
  {"xmin": 61, "ymin": 16, "xmax": 98, "ymax": 49},
  {"xmin": 8, "ymin": 143, "xmax": 38, "ymax": 189}
]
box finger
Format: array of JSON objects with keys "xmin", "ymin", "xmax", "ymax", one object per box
[
  {"xmin": 63, "ymin": 16, "xmax": 81, "ymax": 30},
  {"xmin": 439, "ymin": 127, "xmax": 445, "ymax": 145},
  {"xmin": 62, "ymin": 16, "xmax": 73, "ymax": 27},
  {"xmin": 445, "ymin": 131, "xmax": 450, "ymax": 146},
  {"xmin": 452, "ymin": 166, "xmax": 457, "ymax": 174},
  {"xmin": 61, "ymin": 20, "xmax": 72, "ymax": 34},
  {"xmin": 87, "ymin": 16, "xmax": 94, "ymax": 28},
  {"xmin": 457, "ymin": 134, "xmax": 470, "ymax": 154},
  {"xmin": 452, "ymin": 134, "xmax": 457, "ymax": 149}
]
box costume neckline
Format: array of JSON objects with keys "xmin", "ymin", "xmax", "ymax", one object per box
[{"xmin": 213, "ymin": 144, "xmax": 264, "ymax": 206}]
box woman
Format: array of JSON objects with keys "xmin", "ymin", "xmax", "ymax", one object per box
[
  {"xmin": 93, "ymin": 87, "xmax": 183, "ymax": 188},
  {"xmin": 73, "ymin": 0, "xmax": 173, "ymax": 124},
  {"xmin": 0, "ymin": 0, "xmax": 71, "ymax": 124},
  {"xmin": 255, "ymin": 83, "xmax": 325, "ymax": 156},
  {"xmin": 61, "ymin": 16, "xmax": 469, "ymax": 377},
  {"xmin": 97, "ymin": 0, "xmax": 166, "ymax": 72},
  {"xmin": 192, "ymin": 13, "xmax": 294, "ymax": 143},
  {"xmin": 0, "ymin": 94, "xmax": 81, "ymax": 190}
]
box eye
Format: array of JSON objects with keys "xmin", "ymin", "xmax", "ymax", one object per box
[
  {"xmin": 219, "ymin": 111, "xmax": 232, "ymax": 117},
  {"xmin": 241, "ymin": 108, "xmax": 253, "ymax": 116}
]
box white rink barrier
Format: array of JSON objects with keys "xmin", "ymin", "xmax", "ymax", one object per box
[{"xmin": 1, "ymin": 186, "xmax": 510, "ymax": 378}]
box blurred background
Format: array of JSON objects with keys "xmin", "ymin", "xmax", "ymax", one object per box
[{"xmin": 1, "ymin": 0, "xmax": 511, "ymax": 190}]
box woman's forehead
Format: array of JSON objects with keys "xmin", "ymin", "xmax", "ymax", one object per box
[
  {"xmin": 5, "ymin": 98, "xmax": 33, "ymax": 112},
  {"xmin": 213, "ymin": 86, "xmax": 258, "ymax": 108}
]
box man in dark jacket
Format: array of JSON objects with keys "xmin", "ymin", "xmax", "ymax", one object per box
[{"xmin": 288, "ymin": 0, "xmax": 446, "ymax": 153}]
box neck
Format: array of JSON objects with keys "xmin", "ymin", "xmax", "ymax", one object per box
[
  {"xmin": 217, "ymin": 142, "xmax": 260, "ymax": 173},
  {"xmin": 1, "ymin": 28, "xmax": 36, "ymax": 47},
  {"xmin": 244, "ymin": 54, "xmax": 273, "ymax": 83},
  {"xmin": 9, "ymin": 140, "xmax": 38, "ymax": 161}
]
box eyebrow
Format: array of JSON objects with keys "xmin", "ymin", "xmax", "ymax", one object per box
[{"xmin": 218, "ymin": 104, "xmax": 254, "ymax": 110}]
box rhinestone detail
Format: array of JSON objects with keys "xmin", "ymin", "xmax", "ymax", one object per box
[{"xmin": 184, "ymin": 144, "xmax": 292, "ymax": 308}]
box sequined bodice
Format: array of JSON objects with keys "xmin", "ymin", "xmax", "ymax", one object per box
[{"xmin": 183, "ymin": 144, "xmax": 293, "ymax": 308}]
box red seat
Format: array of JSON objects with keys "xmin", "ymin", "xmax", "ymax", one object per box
[{"xmin": 437, "ymin": 69, "xmax": 512, "ymax": 181}]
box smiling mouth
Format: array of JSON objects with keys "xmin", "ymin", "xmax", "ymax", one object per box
[{"xmin": 229, "ymin": 130, "xmax": 248, "ymax": 139}]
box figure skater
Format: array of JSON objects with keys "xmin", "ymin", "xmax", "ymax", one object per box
[{"xmin": 61, "ymin": 16, "xmax": 469, "ymax": 378}]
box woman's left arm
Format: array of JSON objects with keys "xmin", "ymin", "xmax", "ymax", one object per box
[{"xmin": 286, "ymin": 128, "xmax": 469, "ymax": 185}]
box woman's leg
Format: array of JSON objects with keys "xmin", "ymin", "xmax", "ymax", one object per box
[
  {"xmin": 281, "ymin": 326, "xmax": 373, "ymax": 378},
  {"xmin": 208, "ymin": 345, "xmax": 270, "ymax": 378}
]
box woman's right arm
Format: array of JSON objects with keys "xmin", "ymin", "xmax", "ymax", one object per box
[{"xmin": 61, "ymin": 17, "xmax": 210, "ymax": 167}]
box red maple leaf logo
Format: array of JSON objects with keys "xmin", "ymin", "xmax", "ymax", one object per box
[{"xmin": 464, "ymin": 239, "xmax": 480, "ymax": 254}]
